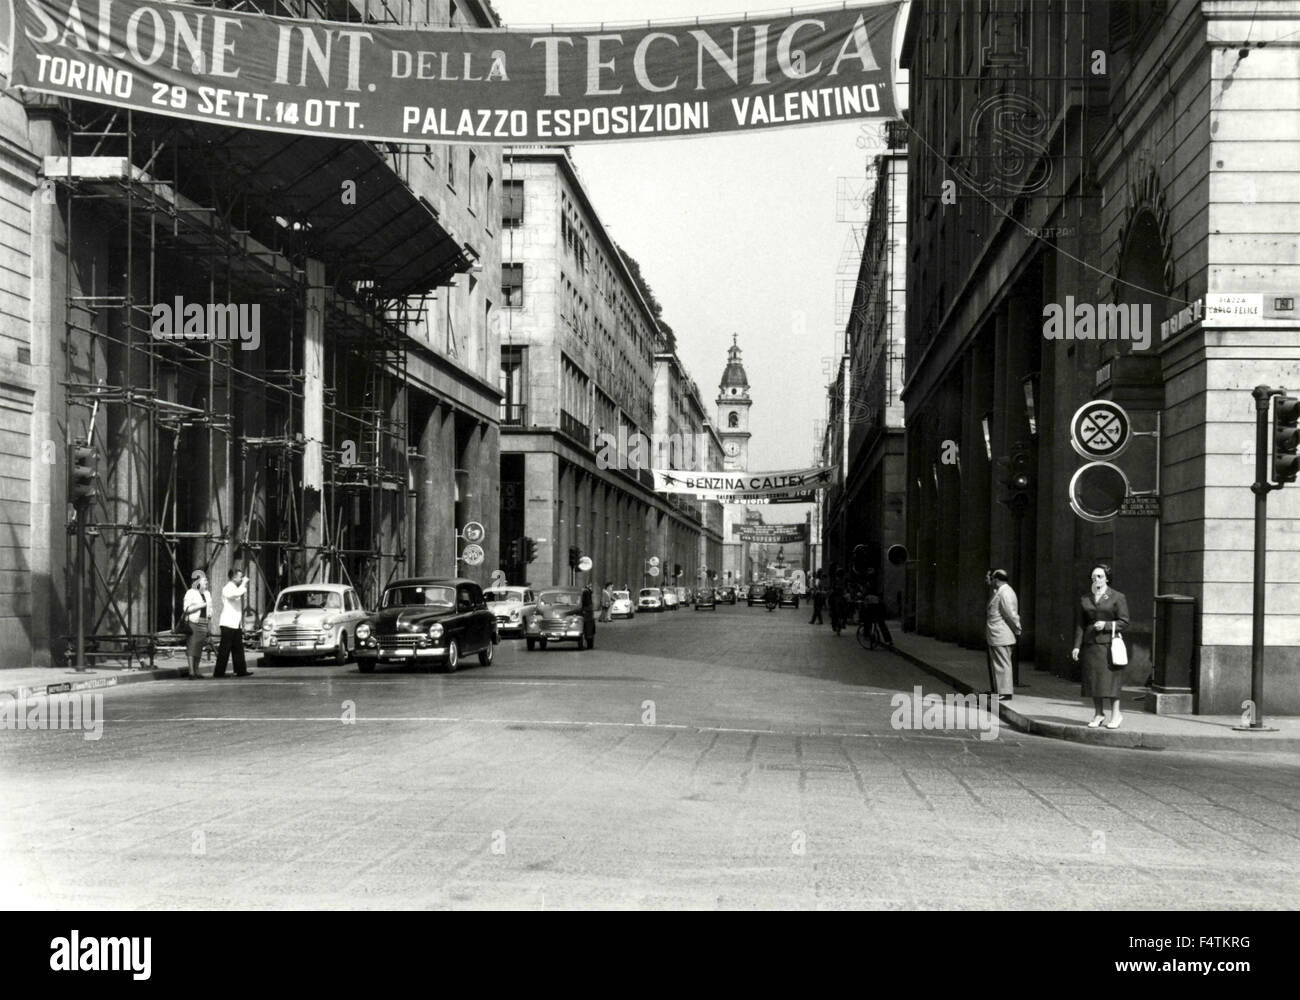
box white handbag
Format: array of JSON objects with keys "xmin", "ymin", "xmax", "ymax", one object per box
[{"xmin": 1110, "ymin": 621, "xmax": 1128, "ymax": 667}]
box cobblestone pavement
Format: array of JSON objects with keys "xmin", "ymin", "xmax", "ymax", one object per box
[{"xmin": 3, "ymin": 606, "xmax": 1298, "ymax": 909}]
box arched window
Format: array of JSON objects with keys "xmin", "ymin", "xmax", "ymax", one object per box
[{"xmin": 728, "ymin": 412, "xmax": 739, "ymax": 428}]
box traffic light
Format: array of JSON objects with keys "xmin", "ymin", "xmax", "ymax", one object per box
[
  {"xmin": 569, "ymin": 546, "xmax": 580, "ymax": 569},
  {"xmin": 523, "ymin": 537, "xmax": 537, "ymax": 563},
  {"xmin": 1273, "ymin": 395, "xmax": 1300, "ymax": 485},
  {"xmin": 674, "ymin": 563, "xmax": 682, "ymax": 579},
  {"xmin": 1004, "ymin": 448, "xmax": 1034, "ymax": 512},
  {"xmin": 508, "ymin": 538, "xmax": 521, "ymax": 563},
  {"xmin": 71, "ymin": 445, "xmax": 97, "ymax": 505}
]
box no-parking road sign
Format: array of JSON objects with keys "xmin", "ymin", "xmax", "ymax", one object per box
[{"xmin": 1070, "ymin": 400, "xmax": 1132, "ymax": 459}]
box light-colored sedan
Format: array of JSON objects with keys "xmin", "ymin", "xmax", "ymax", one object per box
[
  {"xmin": 637, "ymin": 587, "xmax": 664, "ymax": 612},
  {"xmin": 661, "ymin": 588, "xmax": 680, "ymax": 611},
  {"xmin": 261, "ymin": 583, "xmax": 367, "ymax": 664},
  {"xmin": 610, "ymin": 590, "xmax": 635, "ymax": 619},
  {"xmin": 484, "ymin": 586, "xmax": 537, "ymax": 637}
]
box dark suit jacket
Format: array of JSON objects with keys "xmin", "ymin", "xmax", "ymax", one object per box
[{"xmin": 1072, "ymin": 589, "xmax": 1130, "ymax": 649}]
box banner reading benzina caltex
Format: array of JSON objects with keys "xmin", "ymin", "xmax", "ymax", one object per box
[
  {"xmin": 652, "ymin": 465, "xmax": 834, "ymax": 500},
  {"xmin": 3, "ymin": 0, "xmax": 900, "ymax": 144}
]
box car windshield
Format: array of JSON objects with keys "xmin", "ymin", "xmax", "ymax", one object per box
[
  {"xmin": 276, "ymin": 590, "xmax": 342, "ymax": 611},
  {"xmin": 538, "ymin": 590, "xmax": 582, "ymax": 607},
  {"xmin": 639, "ymin": 589, "xmax": 658, "ymax": 598},
  {"xmin": 613, "ymin": 591, "xmax": 630, "ymax": 600},
  {"xmin": 381, "ymin": 585, "xmax": 455, "ymax": 610},
  {"xmin": 484, "ymin": 590, "xmax": 523, "ymax": 603}
]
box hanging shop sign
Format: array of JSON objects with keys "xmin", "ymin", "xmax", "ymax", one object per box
[
  {"xmin": 6, "ymin": 0, "xmax": 901, "ymax": 144},
  {"xmin": 652, "ymin": 465, "xmax": 835, "ymax": 500},
  {"xmin": 736, "ymin": 524, "xmax": 807, "ymax": 544}
]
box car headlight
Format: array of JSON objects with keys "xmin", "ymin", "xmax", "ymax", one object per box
[
  {"xmin": 355, "ymin": 623, "xmax": 371, "ymax": 640},
  {"xmin": 509, "ymin": 609, "xmax": 520, "ymax": 620},
  {"xmin": 428, "ymin": 623, "xmax": 444, "ymax": 640},
  {"xmin": 566, "ymin": 615, "xmax": 580, "ymax": 626},
  {"xmin": 261, "ymin": 619, "xmax": 274, "ymax": 632}
]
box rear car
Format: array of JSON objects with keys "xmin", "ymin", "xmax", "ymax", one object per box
[
  {"xmin": 637, "ymin": 587, "xmax": 664, "ymax": 612},
  {"xmin": 779, "ymin": 586, "xmax": 800, "ymax": 609},
  {"xmin": 717, "ymin": 586, "xmax": 737, "ymax": 605},
  {"xmin": 526, "ymin": 588, "xmax": 593, "ymax": 650},
  {"xmin": 484, "ymin": 586, "xmax": 536, "ymax": 637},
  {"xmin": 694, "ymin": 588, "xmax": 716, "ymax": 611},
  {"xmin": 260, "ymin": 584, "xmax": 367, "ymax": 665},
  {"xmin": 610, "ymin": 590, "xmax": 634, "ymax": 619},
  {"xmin": 662, "ymin": 588, "xmax": 680, "ymax": 611}
]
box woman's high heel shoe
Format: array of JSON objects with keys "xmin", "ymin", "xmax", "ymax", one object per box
[
  {"xmin": 1105, "ymin": 714, "xmax": 1123, "ymax": 729},
  {"xmin": 1087, "ymin": 715, "xmax": 1105, "ymax": 728}
]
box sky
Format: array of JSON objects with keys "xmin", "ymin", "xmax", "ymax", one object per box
[{"xmin": 491, "ymin": 0, "xmax": 906, "ymax": 523}]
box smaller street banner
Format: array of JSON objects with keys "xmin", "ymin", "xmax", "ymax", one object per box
[
  {"xmin": 653, "ymin": 464, "xmax": 834, "ymax": 500},
  {"xmin": 5, "ymin": 0, "xmax": 901, "ymax": 144},
  {"xmin": 737, "ymin": 524, "xmax": 807, "ymax": 544}
]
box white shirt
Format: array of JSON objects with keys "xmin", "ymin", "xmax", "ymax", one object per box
[
  {"xmin": 219, "ymin": 579, "xmax": 247, "ymax": 629},
  {"xmin": 182, "ymin": 588, "xmax": 211, "ymax": 622}
]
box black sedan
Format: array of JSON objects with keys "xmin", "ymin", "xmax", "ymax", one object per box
[
  {"xmin": 717, "ymin": 586, "xmax": 737, "ymax": 605},
  {"xmin": 354, "ymin": 578, "xmax": 498, "ymax": 673},
  {"xmin": 779, "ymin": 588, "xmax": 800, "ymax": 609},
  {"xmin": 694, "ymin": 589, "xmax": 716, "ymax": 611},
  {"xmin": 525, "ymin": 588, "xmax": 594, "ymax": 651}
]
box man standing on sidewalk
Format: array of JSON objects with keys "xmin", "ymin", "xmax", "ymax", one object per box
[
  {"xmin": 809, "ymin": 573, "xmax": 825, "ymax": 625},
  {"xmin": 985, "ymin": 568, "xmax": 1020, "ymax": 700},
  {"xmin": 599, "ymin": 581, "xmax": 613, "ymax": 623},
  {"xmin": 214, "ymin": 566, "xmax": 253, "ymax": 678}
]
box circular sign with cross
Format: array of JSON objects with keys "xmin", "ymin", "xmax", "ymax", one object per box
[
  {"xmin": 1070, "ymin": 400, "xmax": 1132, "ymax": 460},
  {"xmin": 461, "ymin": 543, "xmax": 485, "ymax": 566},
  {"xmin": 461, "ymin": 521, "xmax": 486, "ymax": 544}
]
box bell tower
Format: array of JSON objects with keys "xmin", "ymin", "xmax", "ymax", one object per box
[{"xmin": 716, "ymin": 333, "xmax": 752, "ymax": 472}]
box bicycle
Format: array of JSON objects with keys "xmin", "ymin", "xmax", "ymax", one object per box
[{"xmin": 855, "ymin": 617, "xmax": 892, "ymax": 651}]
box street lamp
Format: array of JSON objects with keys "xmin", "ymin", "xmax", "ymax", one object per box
[{"xmin": 1022, "ymin": 373, "xmax": 1040, "ymax": 438}]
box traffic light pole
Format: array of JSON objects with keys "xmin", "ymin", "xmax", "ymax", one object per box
[
  {"xmin": 74, "ymin": 503, "xmax": 87, "ymax": 672},
  {"xmin": 1242, "ymin": 385, "xmax": 1283, "ymax": 732}
]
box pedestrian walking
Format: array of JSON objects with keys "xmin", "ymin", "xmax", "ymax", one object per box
[
  {"xmin": 599, "ymin": 581, "xmax": 613, "ymax": 623},
  {"xmin": 828, "ymin": 575, "xmax": 849, "ymax": 635},
  {"xmin": 809, "ymin": 575, "xmax": 825, "ymax": 625},
  {"xmin": 580, "ymin": 585, "xmax": 597, "ymax": 650},
  {"xmin": 1072, "ymin": 564, "xmax": 1130, "ymax": 729},
  {"xmin": 213, "ymin": 566, "xmax": 252, "ymax": 678},
  {"xmin": 985, "ymin": 569, "xmax": 1021, "ymax": 699},
  {"xmin": 181, "ymin": 570, "xmax": 212, "ymax": 678}
]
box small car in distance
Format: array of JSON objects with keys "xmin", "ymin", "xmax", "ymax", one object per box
[
  {"xmin": 354, "ymin": 578, "xmax": 497, "ymax": 673},
  {"xmin": 610, "ymin": 589, "xmax": 635, "ymax": 619},
  {"xmin": 717, "ymin": 586, "xmax": 737, "ymax": 605},
  {"xmin": 637, "ymin": 587, "xmax": 664, "ymax": 612},
  {"xmin": 694, "ymin": 588, "xmax": 716, "ymax": 611},
  {"xmin": 526, "ymin": 588, "xmax": 592, "ymax": 650},
  {"xmin": 779, "ymin": 586, "xmax": 800, "ymax": 609},
  {"xmin": 261, "ymin": 583, "xmax": 368, "ymax": 665},
  {"xmin": 662, "ymin": 588, "xmax": 680, "ymax": 611},
  {"xmin": 484, "ymin": 586, "xmax": 537, "ymax": 637}
]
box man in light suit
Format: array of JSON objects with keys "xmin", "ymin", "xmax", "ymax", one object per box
[{"xmin": 985, "ymin": 568, "xmax": 1021, "ymax": 700}]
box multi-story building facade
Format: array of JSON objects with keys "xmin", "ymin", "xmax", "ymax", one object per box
[
  {"xmin": 653, "ymin": 351, "xmax": 725, "ymax": 586},
  {"xmin": 496, "ymin": 147, "xmax": 702, "ymax": 591},
  {"xmin": 900, "ymin": 1, "xmax": 1300, "ymax": 712},
  {"xmin": 4, "ymin": 0, "xmax": 504, "ymax": 668},
  {"xmin": 821, "ymin": 146, "xmax": 908, "ymax": 614}
]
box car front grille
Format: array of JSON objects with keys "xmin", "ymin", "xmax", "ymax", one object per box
[
  {"xmin": 376, "ymin": 634, "xmax": 424, "ymax": 649},
  {"xmin": 274, "ymin": 627, "xmax": 321, "ymax": 642}
]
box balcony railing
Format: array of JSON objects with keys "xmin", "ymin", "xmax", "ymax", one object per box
[
  {"xmin": 501, "ymin": 403, "xmax": 527, "ymax": 427},
  {"xmin": 560, "ymin": 409, "xmax": 590, "ymax": 448}
]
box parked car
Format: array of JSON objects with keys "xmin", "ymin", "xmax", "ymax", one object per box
[
  {"xmin": 484, "ymin": 586, "xmax": 537, "ymax": 637},
  {"xmin": 662, "ymin": 588, "xmax": 681, "ymax": 611},
  {"xmin": 354, "ymin": 578, "xmax": 497, "ymax": 673},
  {"xmin": 610, "ymin": 589, "xmax": 635, "ymax": 619},
  {"xmin": 526, "ymin": 588, "xmax": 593, "ymax": 650},
  {"xmin": 717, "ymin": 586, "xmax": 737, "ymax": 605},
  {"xmin": 260, "ymin": 583, "xmax": 367, "ymax": 665},
  {"xmin": 779, "ymin": 586, "xmax": 800, "ymax": 609},
  {"xmin": 694, "ymin": 588, "xmax": 716, "ymax": 611},
  {"xmin": 637, "ymin": 587, "xmax": 664, "ymax": 612}
]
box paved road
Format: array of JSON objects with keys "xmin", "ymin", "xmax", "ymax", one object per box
[{"xmin": 3, "ymin": 605, "xmax": 1298, "ymax": 909}]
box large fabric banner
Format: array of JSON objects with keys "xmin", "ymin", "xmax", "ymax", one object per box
[
  {"xmin": 4, "ymin": 0, "xmax": 901, "ymax": 144},
  {"xmin": 736, "ymin": 524, "xmax": 807, "ymax": 543},
  {"xmin": 653, "ymin": 465, "xmax": 834, "ymax": 500}
]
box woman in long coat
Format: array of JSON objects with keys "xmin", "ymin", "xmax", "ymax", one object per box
[
  {"xmin": 580, "ymin": 586, "xmax": 596, "ymax": 651},
  {"xmin": 1071, "ymin": 564, "xmax": 1130, "ymax": 729}
]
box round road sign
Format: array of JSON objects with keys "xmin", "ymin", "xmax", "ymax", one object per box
[
  {"xmin": 462, "ymin": 521, "xmax": 486, "ymax": 544},
  {"xmin": 577, "ymin": 555, "xmax": 592, "ymax": 572},
  {"xmin": 461, "ymin": 543, "xmax": 485, "ymax": 566},
  {"xmin": 648, "ymin": 556, "xmax": 660, "ymax": 567},
  {"xmin": 1070, "ymin": 400, "xmax": 1132, "ymax": 460},
  {"xmin": 647, "ymin": 565, "xmax": 660, "ymax": 577},
  {"xmin": 1068, "ymin": 462, "xmax": 1130, "ymax": 523}
]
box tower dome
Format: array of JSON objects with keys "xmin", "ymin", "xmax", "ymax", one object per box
[{"xmin": 719, "ymin": 333, "xmax": 749, "ymax": 394}]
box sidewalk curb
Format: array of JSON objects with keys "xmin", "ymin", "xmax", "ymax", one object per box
[
  {"xmin": 1, "ymin": 667, "xmax": 189, "ymax": 701},
  {"xmin": 888, "ymin": 644, "xmax": 1300, "ymax": 753}
]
